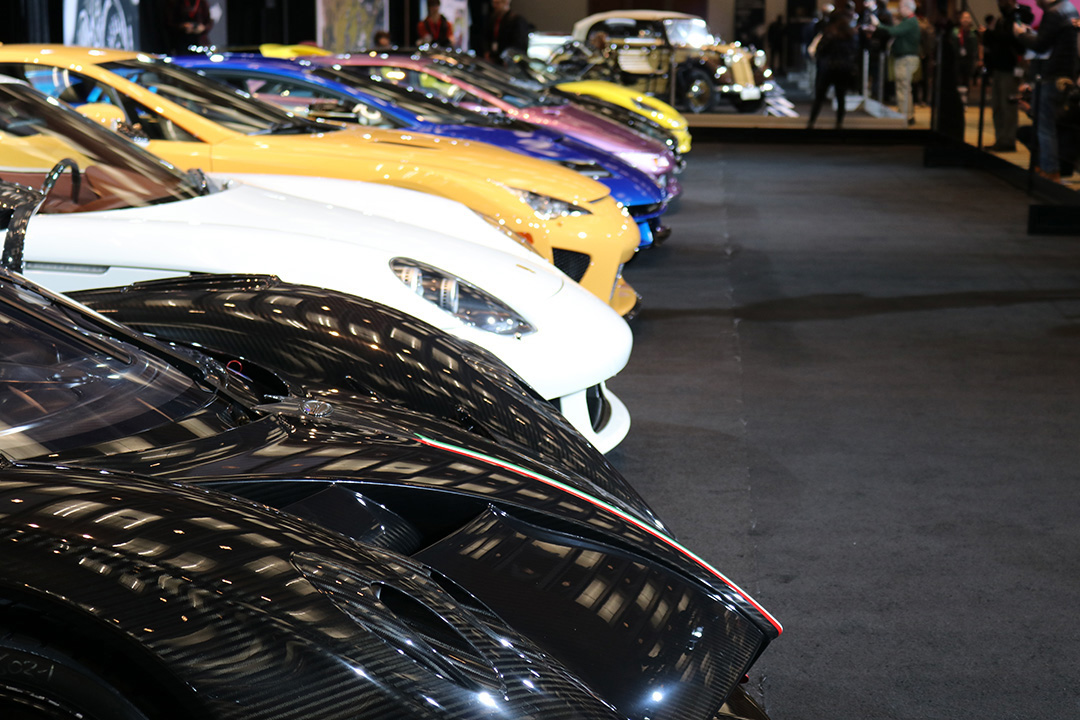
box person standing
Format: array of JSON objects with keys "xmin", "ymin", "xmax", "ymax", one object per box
[
  {"xmin": 416, "ymin": 0, "xmax": 454, "ymax": 46},
  {"xmin": 982, "ymin": 0, "xmax": 1024, "ymax": 151},
  {"xmin": 951, "ymin": 11, "xmax": 981, "ymax": 104},
  {"xmin": 1014, "ymin": 0, "xmax": 1080, "ymax": 180},
  {"xmin": 170, "ymin": 0, "xmax": 212, "ymax": 52},
  {"xmin": 485, "ymin": 0, "xmax": 531, "ymax": 63},
  {"xmin": 870, "ymin": 0, "xmax": 921, "ymax": 124},
  {"xmin": 807, "ymin": 6, "xmax": 859, "ymax": 128}
]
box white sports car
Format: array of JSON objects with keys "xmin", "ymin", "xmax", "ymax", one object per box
[{"xmin": 0, "ymin": 80, "xmax": 632, "ymax": 452}]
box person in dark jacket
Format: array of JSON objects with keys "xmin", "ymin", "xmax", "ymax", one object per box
[
  {"xmin": 169, "ymin": 0, "xmax": 212, "ymax": 52},
  {"xmin": 982, "ymin": 0, "xmax": 1024, "ymax": 150},
  {"xmin": 485, "ymin": 0, "xmax": 531, "ymax": 64},
  {"xmin": 416, "ymin": 0, "xmax": 454, "ymax": 46},
  {"xmin": 808, "ymin": 6, "xmax": 860, "ymax": 128},
  {"xmin": 1014, "ymin": 0, "xmax": 1080, "ymax": 179}
]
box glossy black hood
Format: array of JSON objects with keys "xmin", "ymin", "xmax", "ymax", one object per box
[
  {"xmin": 0, "ymin": 269, "xmax": 782, "ymax": 718},
  {"xmin": 0, "ymin": 463, "xmax": 632, "ymax": 720},
  {"xmin": 69, "ymin": 275, "xmax": 661, "ymax": 529}
]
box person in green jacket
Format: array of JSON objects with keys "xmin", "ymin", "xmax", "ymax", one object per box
[{"xmin": 869, "ymin": 0, "xmax": 922, "ymax": 124}]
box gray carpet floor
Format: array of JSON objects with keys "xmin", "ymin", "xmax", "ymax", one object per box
[{"xmin": 606, "ymin": 143, "xmax": 1080, "ymax": 720}]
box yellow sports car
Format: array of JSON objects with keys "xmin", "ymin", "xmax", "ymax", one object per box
[
  {"xmin": 0, "ymin": 46, "xmax": 641, "ymax": 316},
  {"xmin": 552, "ymin": 80, "xmax": 691, "ymax": 155}
]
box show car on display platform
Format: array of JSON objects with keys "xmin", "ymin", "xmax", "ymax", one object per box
[
  {"xmin": 171, "ymin": 53, "xmax": 672, "ymax": 247},
  {"xmin": 0, "ymin": 203, "xmax": 782, "ymax": 718},
  {"xmin": 312, "ymin": 51, "xmax": 683, "ymax": 200},
  {"xmin": 555, "ymin": 10, "xmax": 774, "ymax": 114},
  {"xmin": 0, "ymin": 80, "xmax": 633, "ymax": 452},
  {"xmin": 0, "ymin": 46, "xmax": 642, "ymax": 318},
  {"xmin": 498, "ymin": 51, "xmax": 692, "ymax": 156}
]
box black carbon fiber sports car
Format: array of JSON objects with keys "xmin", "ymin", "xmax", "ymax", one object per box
[{"xmin": 0, "ymin": 188, "xmax": 782, "ymax": 719}]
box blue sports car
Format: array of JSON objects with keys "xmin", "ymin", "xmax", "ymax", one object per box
[{"xmin": 173, "ymin": 54, "xmax": 672, "ymax": 247}]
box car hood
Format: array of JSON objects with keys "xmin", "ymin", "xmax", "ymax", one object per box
[
  {"xmin": 513, "ymin": 103, "xmax": 676, "ymax": 171},
  {"xmin": 2, "ymin": 459, "xmax": 778, "ymax": 720},
  {"xmin": 26, "ymin": 181, "xmax": 563, "ymax": 301},
  {"xmin": 212, "ymin": 124, "xmax": 611, "ymax": 205},
  {"xmin": 557, "ymin": 80, "xmax": 690, "ymax": 129},
  {"xmin": 417, "ymin": 123, "xmax": 665, "ymax": 206}
]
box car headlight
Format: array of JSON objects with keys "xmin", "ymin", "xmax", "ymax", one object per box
[
  {"xmin": 617, "ymin": 151, "xmax": 671, "ymax": 174},
  {"xmin": 475, "ymin": 212, "xmax": 543, "ymax": 255},
  {"xmin": 506, "ymin": 188, "xmax": 591, "ymax": 220},
  {"xmin": 391, "ymin": 258, "xmax": 535, "ymax": 336},
  {"xmin": 754, "ymin": 49, "xmax": 767, "ymax": 68}
]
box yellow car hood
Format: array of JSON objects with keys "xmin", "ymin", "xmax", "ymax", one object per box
[
  {"xmin": 211, "ymin": 125, "xmax": 610, "ymax": 206},
  {"xmin": 557, "ymin": 80, "xmax": 689, "ymax": 130}
]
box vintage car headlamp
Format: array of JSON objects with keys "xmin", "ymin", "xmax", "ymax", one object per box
[
  {"xmin": 391, "ymin": 258, "xmax": 535, "ymax": 336},
  {"xmin": 753, "ymin": 49, "xmax": 767, "ymax": 68},
  {"xmin": 507, "ymin": 188, "xmax": 591, "ymax": 220}
]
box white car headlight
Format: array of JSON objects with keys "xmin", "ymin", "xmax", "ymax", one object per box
[
  {"xmin": 507, "ymin": 188, "xmax": 591, "ymax": 220},
  {"xmin": 391, "ymin": 258, "xmax": 535, "ymax": 336}
]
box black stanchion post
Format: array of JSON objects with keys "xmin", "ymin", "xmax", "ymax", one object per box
[
  {"xmin": 1028, "ymin": 75, "xmax": 1042, "ymax": 193},
  {"xmin": 977, "ymin": 66, "xmax": 989, "ymax": 149}
]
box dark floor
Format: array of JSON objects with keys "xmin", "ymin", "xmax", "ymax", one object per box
[{"xmin": 607, "ymin": 144, "xmax": 1080, "ymax": 720}]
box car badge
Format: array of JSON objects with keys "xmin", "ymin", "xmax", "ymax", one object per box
[{"xmin": 300, "ymin": 399, "xmax": 334, "ymax": 417}]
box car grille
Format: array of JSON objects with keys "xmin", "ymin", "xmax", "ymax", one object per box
[
  {"xmin": 627, "ymin": 202, "xmax": 663, "ymax": 219},
  {"xmin": 552, "ymin": 248, "xmax": 591, "ymax": 282}
]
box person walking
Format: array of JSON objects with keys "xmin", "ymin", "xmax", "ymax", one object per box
[
  {"xmin": 1014, "ymin": 0, "xmax": 1080, "ymax": 179},
  {"xmin": 808, "ymin": 5, "xmax": 860, "ymax": 128}
]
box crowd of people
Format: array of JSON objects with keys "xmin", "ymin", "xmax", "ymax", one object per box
[{"xmin": 793, "ymin": 0, "xmax": 1080, "ymax": 181}]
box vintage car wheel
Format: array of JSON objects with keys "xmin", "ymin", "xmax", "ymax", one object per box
[
  {"xmin": 680, "ymin": 66, "xmax": 716, "ymax": 113},
  {"xmin": 0, "ymin": 629, "xmax": 153, "ymax": 720}
]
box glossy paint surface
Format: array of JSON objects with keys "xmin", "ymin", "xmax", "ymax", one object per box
[
  {"xmin": 314, "ymin": 53, "xmax": 679, "ymax": 187},
  {"xmin": 0, "ymin": 267, "xmax": 780, "ymax": 719},
  {"xmin": 173, "ymin": 54, "xmax": 668, "ymax": 218},
  {"xmin": 0, "ymin": 46, "xmax": 641, "ymax": 314}
]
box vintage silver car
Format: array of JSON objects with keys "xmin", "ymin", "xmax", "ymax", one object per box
[{"xmin": 563, "ymin": 10, "xmax": 774, "ymax": 113}]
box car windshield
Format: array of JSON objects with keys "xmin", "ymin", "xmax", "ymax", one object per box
[
  {"xmin": 663, "ymin": 18, "xmax": 716, "ymax": 47},
  {"xmin": 0, "ymin": 275, "xmax": 244, "ymax": 461},
  {"xmin": 0, "ymin": 83, "xmax": 203, "ymax": 212},
  {"xmin": 312, "ymin": 67, "xmax": 479, "ymax": 124},
  {"xmin": 101, "ymin": 59, "xmax": 334, "ymax": 136},
  {"xmin": 433, "ymin": 61, "xmax": 562, "ymax": 108}
]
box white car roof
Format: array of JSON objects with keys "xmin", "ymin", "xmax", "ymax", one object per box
[{"xmin": 572, "ymin": 11, "xmax": 703, "ymax": 40}]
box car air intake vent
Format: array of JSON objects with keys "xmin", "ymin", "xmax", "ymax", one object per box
[
  {"xmin": 627, "ymin": 202, "xmax": 663, "ymax": 218},
  {"xmin": 585, "ymin": 384, "xmax": 612, "ymax": 432},
  {"xmin": 552, "ymin": 248, "xmax": 590, "ymax": 282}
]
